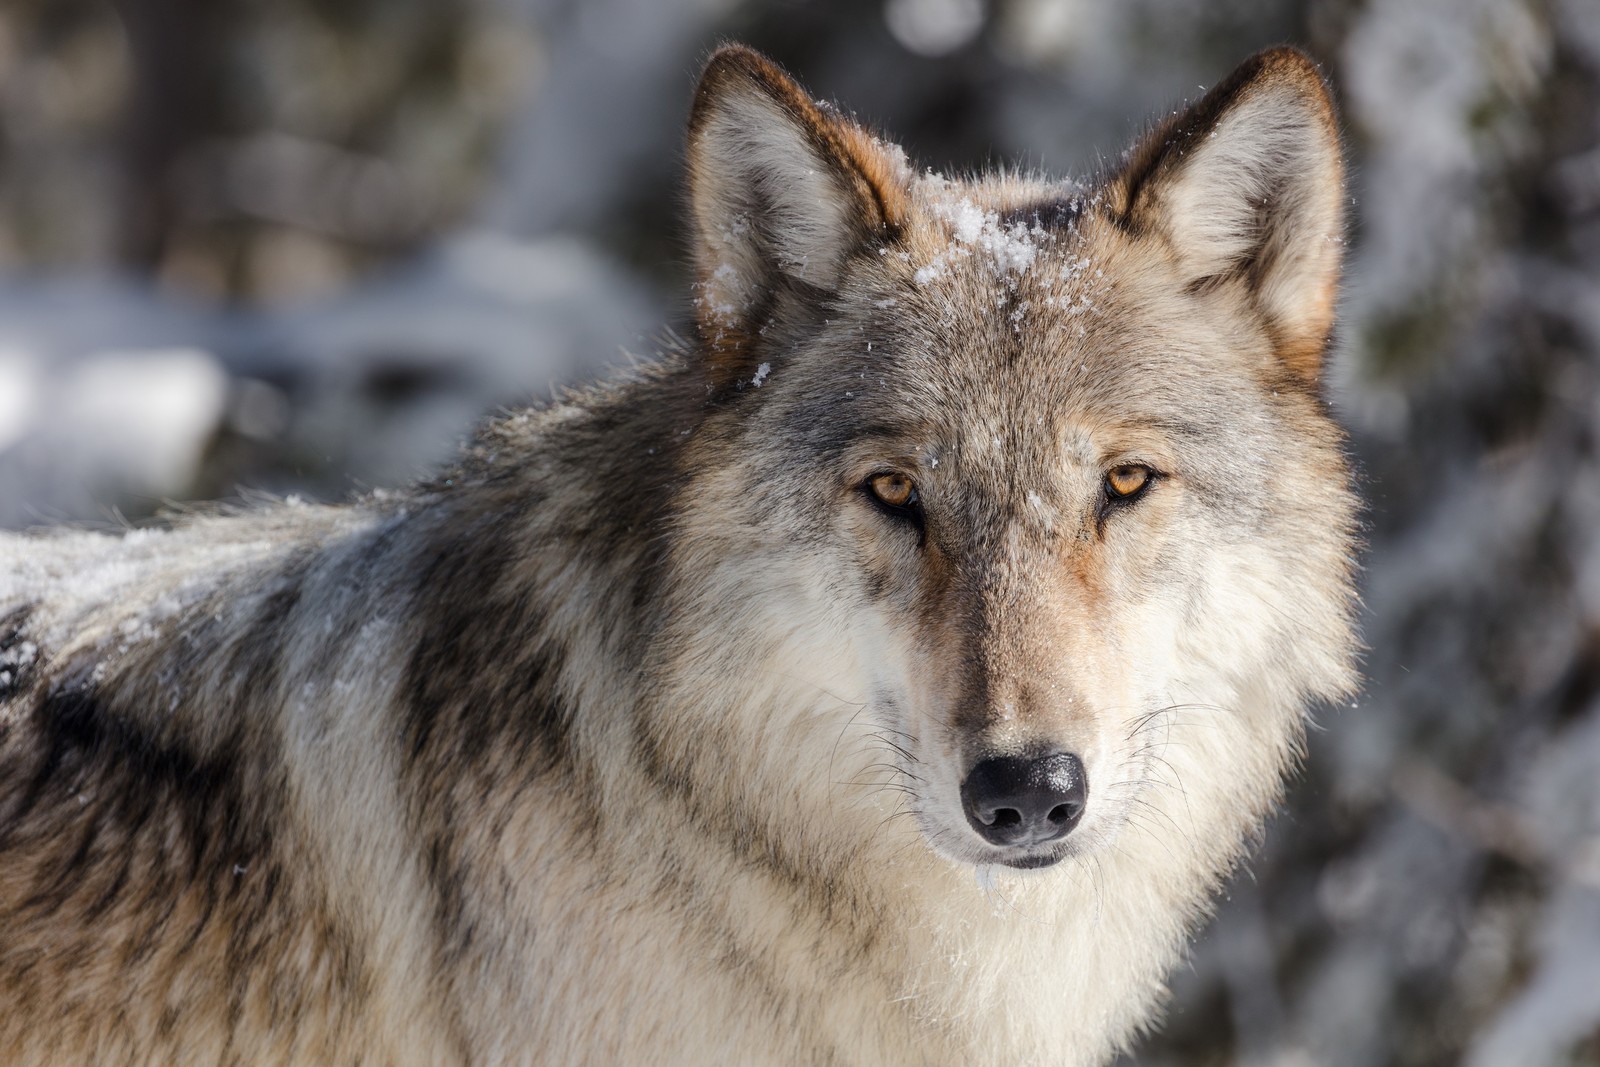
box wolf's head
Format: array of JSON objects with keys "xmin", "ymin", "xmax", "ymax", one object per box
[{"xmin": 659, "ymin": 46, "xmax": 1357, "ymax": 876}]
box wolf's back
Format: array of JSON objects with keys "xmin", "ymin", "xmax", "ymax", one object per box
[{"xmin": 0, "ymin": 506, "xmax": 456, "ymax": 1065}]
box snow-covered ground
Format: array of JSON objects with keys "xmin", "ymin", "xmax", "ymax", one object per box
[{"xmin": 0, "ymin": 233, "xmax": 659, "ymax": 526}]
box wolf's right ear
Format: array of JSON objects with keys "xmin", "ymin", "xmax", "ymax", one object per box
[
  {"xmin": 687, "ymin": 45, "xmax": 909, "ymax": 379},
  {"xmin": 1110, "ymin": 48, "xmax": 1345, "ymax": 383}
]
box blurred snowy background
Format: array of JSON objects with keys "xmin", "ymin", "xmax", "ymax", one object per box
[{"xmin": 2, "ymin": 0, "xmax": 1598, "ymax": 1062}]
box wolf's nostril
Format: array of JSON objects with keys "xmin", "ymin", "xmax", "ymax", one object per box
[
  {"xmin": 1047, "ymin": 802, "xmax": 1081, "ymax": 825},
  {"xmin": 960, "ymin": 751, "xmax": 1088, "ymax": 849}
]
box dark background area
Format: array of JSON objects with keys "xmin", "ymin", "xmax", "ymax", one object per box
[{"xmin": 2, "ymin": 0, "xmax": 1598, "ymax": 1063}]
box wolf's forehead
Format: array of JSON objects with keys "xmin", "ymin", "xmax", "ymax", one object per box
[
  {"xmin": 863, "ymin": 215, "xmax": 1147, "ymax": 418},
  {"xmin": 840, "ymin": 316, "xmax": 1231, "ymax": 478},
  {"xmin": 896, "ymin": 174, "xmax": 1097, "ymax": 291},
  {"xmin": 828, "ymin": 364, "xmax": 1191, "ymax": 479},
  {"xmin": 817, "ymin": 176, "xmax": 1246, "ymax": 463}
]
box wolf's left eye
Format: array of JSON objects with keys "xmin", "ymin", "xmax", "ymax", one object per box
[
  {"xmin": 1104, "ymin": 465, "xmax": 1153, "ymax": 500},
  {"xmin": 867, "ymin": 472, "xmax": 918, "ymax": 509}
]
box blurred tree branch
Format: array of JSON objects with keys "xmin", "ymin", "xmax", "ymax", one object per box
[{"xmin": 112, "ymin": 0, "xmax": 230, "ymax": 267}]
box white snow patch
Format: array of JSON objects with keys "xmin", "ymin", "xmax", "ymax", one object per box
[
  {"xmin": 911, "ymin": 185, "xmax": 1081, "ymax": 290},
  {"xmin": 0, "ymin": 347, "xmax": 40, "ymax": 453},
  {"xmin": 0, "ymin": 639, "xmax": 38, "ymax": 688},
  {"xmin": 3, "ymin": 347, "xmax": 231, "ymax": 508},
  {"xmin": 751, "ymin": 362, "xmax": 771, "ymax": 387}
]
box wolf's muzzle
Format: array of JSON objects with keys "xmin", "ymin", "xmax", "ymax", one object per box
[{"xmin": 960, "ymin": 752, "xmax": 1088, "ymax": 848}]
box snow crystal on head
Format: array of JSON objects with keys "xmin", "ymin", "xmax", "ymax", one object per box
[
  {"xmin": 934, "ymin": 196, "xmax": 1043, "ymax": 275},
  {"xmin": 910, "ymin": 178, "xmax": 1082, "ymax": 290}
]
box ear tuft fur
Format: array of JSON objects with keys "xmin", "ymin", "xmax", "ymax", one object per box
[
  {"xmin": 686, "ymin": 45, "xmax": 910, "ymax": 380},
  {"xmin": 1113, "ymin": 47, "xmax": 1345, "ymax": 382}
]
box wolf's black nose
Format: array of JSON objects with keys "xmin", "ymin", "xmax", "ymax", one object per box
[{"xmin": 960, "ymin": 752, "xmax": 1088, "ymax": 848}]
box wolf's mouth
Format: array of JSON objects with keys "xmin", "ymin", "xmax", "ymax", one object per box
[{"xmin": 994, "ymin": 848, "xmax": 1067, "ymax": 870}]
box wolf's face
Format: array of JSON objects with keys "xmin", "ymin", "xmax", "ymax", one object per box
[{"xmin": 673, "ymin": 49, "xmax": 1357, "ymax": 872}]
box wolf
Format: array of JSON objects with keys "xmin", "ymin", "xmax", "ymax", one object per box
[{"xmin": 0, "ymin": 43, "xmax": 1355, "ymax": 1066}]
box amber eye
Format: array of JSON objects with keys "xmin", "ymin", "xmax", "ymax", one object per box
[
  {"xmin": 1105, "ymin": 465, "xmax": 1152, "ymax": 499},
  {"xmin": 868, "ymin": 472, "xmax": 918, "ymax": 508}
]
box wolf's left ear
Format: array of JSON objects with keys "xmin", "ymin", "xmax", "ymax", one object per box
[
  {"xmin": 687, "ymin": 45, "xmax": 909, "ymax": 377},
  {"xmin": 1111, "ymin": 48, "xmax": 1344, "ymax": 382}
]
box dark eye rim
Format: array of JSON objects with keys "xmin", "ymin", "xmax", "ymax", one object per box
[
  {"xmin": 861, "ymin": 471, "xmax": 927, "ymax": 543},
  {"xmin": 1103, "ymin": 463, "xmax": 1157, "ymax": 501},
  {"xmin": 1099, "ymin": 464, "xmax": 1161, "ymax": 518}
]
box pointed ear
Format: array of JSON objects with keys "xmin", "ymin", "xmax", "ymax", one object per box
[
  {"xmin": 686, "ymin": 45, "xmax": 909, "ymax": 375},
  {"xmin": 1111, "ymin": 48, "xmax": 1345, "ymax": 382}
]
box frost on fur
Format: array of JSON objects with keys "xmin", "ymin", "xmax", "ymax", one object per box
[
  {"xmin": 1114, "ymin": 47, "xmax": 1345, "ymax": 381},
  {"xmin": 912, "ymin": 189, "xmax": 1057, "ymax": 287}
]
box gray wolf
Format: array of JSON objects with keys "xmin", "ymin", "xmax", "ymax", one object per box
[{"xmin": 0, "ymin": 44, "xmax": 1356, "ymax": 1066}]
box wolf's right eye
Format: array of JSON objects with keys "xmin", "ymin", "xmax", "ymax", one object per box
[{"xmin": 862, "ymin": 472, "xmax": 926, "ymax": 543}]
